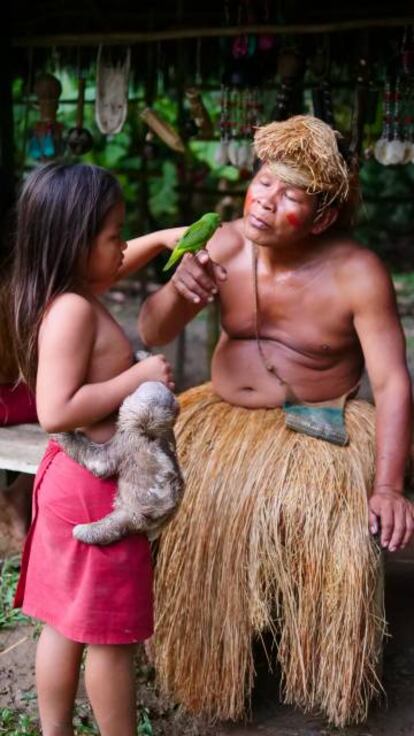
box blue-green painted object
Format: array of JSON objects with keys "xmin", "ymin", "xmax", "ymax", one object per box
[{"xmin": 283, "ymin": 402, "xmax": 349, "ymax": 446}]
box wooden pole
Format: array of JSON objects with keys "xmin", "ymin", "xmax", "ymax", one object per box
[
  {"xmin": 12, "ymin": 18, "xmax": 414, "ymax": 48},
  {"xmin": 0, "ymin": 10, "xmax": 16, "ymax": 260},
  {"xmin": 174, "ymin": 1, "xmax": 188, "ymax": 391}
]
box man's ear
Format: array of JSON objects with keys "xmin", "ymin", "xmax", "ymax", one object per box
[{"xmin": 310, "ymin": 207, "xmax": 338, "ymax": 235}]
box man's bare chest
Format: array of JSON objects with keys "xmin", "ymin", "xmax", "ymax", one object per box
[{"xmin": 219, "ymin": 273, "xmax": 357, "ymax": 359}]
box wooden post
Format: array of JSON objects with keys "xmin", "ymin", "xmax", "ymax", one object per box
[
  {"xmin": 174, "ymin": 1, "xmax": 190, "ymax": 390},
  {"xmin": 0, "ymin": 12, "xmax": 16, "ymax": 259},
  {"xmin": 138, "ymin": 40, "xmax": 157, "ymax": 306}
]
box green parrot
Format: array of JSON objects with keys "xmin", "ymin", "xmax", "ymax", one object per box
[{"xmin": 163, "ymin": 212, "xmax": 221, "ymax": 271}]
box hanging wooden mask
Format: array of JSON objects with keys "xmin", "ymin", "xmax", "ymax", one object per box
[{"xmin": 95, "ymin": 46, "xmax": 130, "ymax": 135}]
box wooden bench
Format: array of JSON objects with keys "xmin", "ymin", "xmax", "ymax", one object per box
[{"xmin": 0, "ymin": 424, "xmax": 47, "ymax": 475}]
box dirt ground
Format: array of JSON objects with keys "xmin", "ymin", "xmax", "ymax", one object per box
[
  {"xmin": 2, "ymin": 549, "xmax": 414, "ymax": 736},
  {"xmin": 2, "ymin": 276, "xmax": 414, "ymax": 735}
]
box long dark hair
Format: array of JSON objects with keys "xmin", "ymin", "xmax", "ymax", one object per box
[{"xmin": 12, "ymin": 163, "xmax": 123, "ymax": 389}]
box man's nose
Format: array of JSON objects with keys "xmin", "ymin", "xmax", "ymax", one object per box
[{"xmin": 257, "ymin": 194, "xmax": 276, "ymax": 212}]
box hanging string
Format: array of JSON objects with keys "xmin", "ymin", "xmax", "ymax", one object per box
[
  {"xmin": 21, "ymin": 46, "xmax": 34, "ymax": 171},
  {"xmin": 195, "ymin": 38, "xmax": 202, "ymax": 86}
]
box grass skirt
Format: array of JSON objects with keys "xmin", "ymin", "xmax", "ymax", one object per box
[{"xmin": 154, "ymin": 383, "xmax": 384, "ymax": 727}]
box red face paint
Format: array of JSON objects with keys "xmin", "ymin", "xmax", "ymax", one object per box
[
  {"xmin": 243, "ymin": 187, "xmax": 253, "ymax": 216},
  {"xmin": 286, "ymin": 212, "xmax": 300, "ymax": 228}
]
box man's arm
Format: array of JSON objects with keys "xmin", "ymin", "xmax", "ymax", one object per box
[
  {"xmin": 347, "ymin": 250, "xmax": 413, "ymax": 551},
  {"xmin": 139, "ymin": 249, "xmax": 227, "ymax": 346}
]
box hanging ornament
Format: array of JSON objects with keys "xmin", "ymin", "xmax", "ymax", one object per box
[
  {"xmin": 401, "ymin": 26, "xmax": 414, "ymax": 77},
  {"xmin": 363, "ymin": 83, "xmax": 380, "ymax": 160},
  {"xmin": 258, "ymin": 34, "xmax": 275, "ymax": 52},
  {"xmin": 400, "ymin": 76, "xmax": 414, "ymax": 163},
  {"xmin": 140, "ymin": 107, "xmax": 186, "ymax": 153},
  {"xmin": 311, "ymin": 85, "xmax": 336, "ymax": 138},
  {"xmin": 227, "ymin": 89, "xmax": 242, "ymax": 166},
  {"xmin": 232, "ymin": 34, "xmax": 249, "ymax": 60},
  {"xmin": 349, "ymin": 54, "xmax": 370, "ymax": 161},
  {"xmin": 401, "ymin": 115, "xmax": 414, "ymax": 163},
  {"xmin": 95, "ymin": 46, "xmax": 130, "ymax": 135},
  {"xmin": 239, "ymin": 87, "xmax": 261, "ymax": 170},
  {"xmin": 28, "ymin": 73, "xmax": 64, "ymax": 161},
  {"xmin": 310, "ymin": 38, "xmax": 335, "ymax": 128},
  {"xmin": 142, "ymin": 131, "xmax": 157, "ymax": 160},
  {"xmin": 215, "ymin": 84, "xmax": 231, "ymax": 165},
  {"xmin": 385, "ymin": 77, "xmax": 406, "ymax": 164},
  {"xmin": 400, "ymin": 28, "xmax": 414, "ymax": 163},
  {"xmin": 181, "ymin": 114, "xmax": 199, "ymax": 140},
  {"xmin": 185, "ymin": 88, "xmax": 214, "ymax": 139},
  {"xmin": 67, "ymin": 76, "xmax": 94, "ymax": 155},
  {"xmin": 216, "ymin": 25, "xmax": 263, "ymax": 172},
  {"xmin": 273, "ymin": 45, "xmax": 302, "ymax": 121},
  {"xmin": 278, "ymin": 45, "xmax": 302, "ymax": 79},
  {"xmin": 217, "ymin": 85, "xmax": 261, "ymax": 172},
  {"xmin": 374, "ymin": 79, "xmax": 394, "ymax": 164}
]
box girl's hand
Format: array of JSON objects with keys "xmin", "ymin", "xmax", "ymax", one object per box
[
  {"xmin": 134, "ymin": 354, "xmax": 175, "ymax": 391},
  {"xmin": 120, "ymin": 227, "xmax": 188, "ymax": 280}
]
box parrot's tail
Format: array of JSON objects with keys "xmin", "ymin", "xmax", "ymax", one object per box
[{"xmin": 162, "ymin": 252, "xmax": 177, "ymax": 272}]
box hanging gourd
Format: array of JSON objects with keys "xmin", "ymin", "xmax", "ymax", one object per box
[{"xmin": 67, "ymin": 76, "xmax": 94, "ymax": 155}]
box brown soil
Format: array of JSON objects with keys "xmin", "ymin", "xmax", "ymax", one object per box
[{"xmin": 2, "ymin": 549, "xmax": 414, "ymax": 736}]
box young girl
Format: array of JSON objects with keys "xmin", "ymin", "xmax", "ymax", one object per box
[{"xmin": 12, "ymin": 162, "xmax": 184, "ymax": 736}]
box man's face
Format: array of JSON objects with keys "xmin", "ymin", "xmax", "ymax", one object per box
[{"xmin": 243, "ymin": 165, "xmax": 319, "ymax": 248}]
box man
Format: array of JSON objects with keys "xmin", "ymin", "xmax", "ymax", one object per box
[{"xmin": 138, "ymin": 116, "xmax": 413, "ymax": 727}]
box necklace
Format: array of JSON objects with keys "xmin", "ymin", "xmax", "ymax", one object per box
[{"xmin": 251, "ymin": 242, "xmax": 287, "ymax": 389}]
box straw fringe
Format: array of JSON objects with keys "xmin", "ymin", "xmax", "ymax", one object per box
[{"xmin": 154, "ymin": 383, "xmax": 385, "ymax": 727}]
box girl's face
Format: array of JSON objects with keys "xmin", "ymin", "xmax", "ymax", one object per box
[
  {"xmin": 86, "ymin": 201, "xmax": 127, "ymax": 289},
  {"xmin": 243, "ymin": 165, "xmax": 318, "ymax": 247}
]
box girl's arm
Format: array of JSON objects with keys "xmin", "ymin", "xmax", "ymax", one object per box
[
  {"xmin": 118, "ymin": 227, "xmax": 187, "ymax": 279},
  {"xmin": 36, "ymin": 293, "xmax": 172, "ymax": 433}
]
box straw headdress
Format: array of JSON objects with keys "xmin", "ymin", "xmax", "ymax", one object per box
[{"xmin": 253, "ymin": 115, "xmax": 352, "ymax": 210}]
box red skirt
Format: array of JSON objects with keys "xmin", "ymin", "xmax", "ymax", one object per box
[
  {"xmin": 0, "ymin": 383, "xmax": 38, "ymax": 425},
  {"xmin": 15, "ymin": 440, "xmax": 154, "ymax": 644}
]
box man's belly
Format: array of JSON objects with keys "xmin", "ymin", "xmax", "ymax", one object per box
[{"xmin": 211, "ymin": 334, "xmax": 363, "ymax": 409}]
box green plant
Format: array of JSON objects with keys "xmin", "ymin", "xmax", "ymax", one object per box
[
  {"xmin": 0, "ymin": 708, "xmax": 39, "ymax": 735},
  {"xmin": 0, "ymin": 557, "xmax": 31, "ymax": 630},
  {"xmin": 137, "ymin": 707, "xmax": 153, "ymax": 735},
  {"xmin": 73, "ymin": 704, "xmax": 98, "ymax": 735}
]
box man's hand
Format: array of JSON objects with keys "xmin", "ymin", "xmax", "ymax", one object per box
[
  {"xmin": 369, "ymin": 490, "xmax": 414, "ymax": 551},
  {"xmin": 171, "ymin": 250, "xmax": 227, "ymax": 305}
]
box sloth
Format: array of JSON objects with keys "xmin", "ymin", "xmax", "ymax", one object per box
[{"xmin": 55, "ymin": 381, "xmax": 184, "ymax": 545}]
